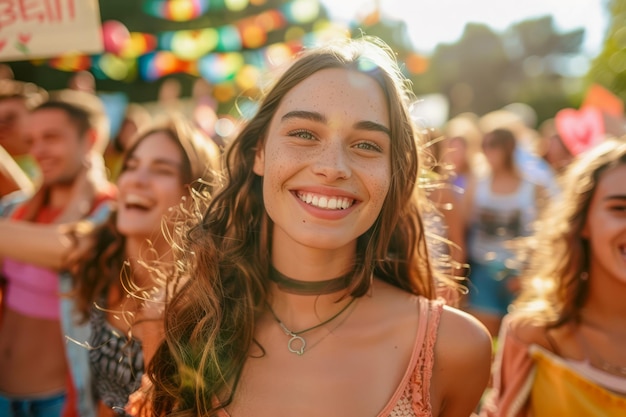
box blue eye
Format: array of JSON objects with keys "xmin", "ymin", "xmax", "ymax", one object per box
[
  {"xmin": 289, "ymin": 129, "xmax": 315, "ymax": 140},
  {"xmin": 355, "ymin": 141, "xmax": 383, "ymax": 152}
]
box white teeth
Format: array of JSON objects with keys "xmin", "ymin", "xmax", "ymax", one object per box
[
  {"xmin": 297, "ymin": 192, "xmax": 354, "ymax": 210},
  {"xmin": 125, "ymin": 194, "xmax": 152, "ymax": 208}
]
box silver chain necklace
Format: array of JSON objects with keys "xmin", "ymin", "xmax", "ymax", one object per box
[{"xmin": 266, "ymin": 297, "xmax": 356, "ymax": 355}]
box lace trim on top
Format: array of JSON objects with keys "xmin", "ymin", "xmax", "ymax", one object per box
[
  {"xmin": 217, "ymin": 296, "xmax": 443, "ymax": 417},
  {"xmin": 382, "ymin": 296, "xmax": 443, "ymax": 417}
]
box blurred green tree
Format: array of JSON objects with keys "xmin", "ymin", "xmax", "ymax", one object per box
[
  {"xmin": 418, "ymin": 16, "xmax": 586, "ymax": 123},
  {"xmin": 587, "ymin": 0, "xmax": 626, "ymax": 100}
]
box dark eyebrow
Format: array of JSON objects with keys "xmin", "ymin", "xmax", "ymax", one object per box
[
  {"xmin": 281, "ymin": 110, "xmax": 390, "ymax": 136},
  {"xmin": 354, "ymin": 120, "xmax": 391, "ymax": 136},
  {"xmin": 281, "ymin": 110, "xmax": 326, "ymax": 124}
]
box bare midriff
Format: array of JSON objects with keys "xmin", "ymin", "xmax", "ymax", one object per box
[{"xmin": 0, "ymin": 308, "xmax": 68, "ymax": 395}]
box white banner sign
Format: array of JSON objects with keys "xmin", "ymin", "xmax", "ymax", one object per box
[{"xmin": 0, "ymin": 0, "xmax": 103, "ymax": 62}]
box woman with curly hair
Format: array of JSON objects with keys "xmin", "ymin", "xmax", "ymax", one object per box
[
  {"xmin": 481, "ymin": 137, "xmax": 626, "ymax": 416},
  {"xmin": 73, "ymin": 115, "xmax": 221, "ymax": 416},
  {"xmin": 146, "ymin": 37, "xmax": 492, "ymax": 417},
  {"xmin": 0, "ymin": 114, "xmax": 221, "ymax": 417}
]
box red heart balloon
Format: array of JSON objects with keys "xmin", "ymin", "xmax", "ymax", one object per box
[{"xmin": 555, "ymin": 107, "xmax": 605, "ymax": 156}]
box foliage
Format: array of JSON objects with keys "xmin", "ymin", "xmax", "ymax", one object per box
[
  {"xmin": 587, "ymin": 0, "xmax": 626, "ymax": 101},
  {"xmin": 415, "ymin": 16, "xmax": 585, "ymax": 124}
]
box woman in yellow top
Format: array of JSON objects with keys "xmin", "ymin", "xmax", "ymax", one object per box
[
  {"xmin": 143, "ymin": 36, "xmax": 492, "ymax": 417},
  {"xmin": 481, "ymin": 137, "xmax": 626, "ymax": 417}
]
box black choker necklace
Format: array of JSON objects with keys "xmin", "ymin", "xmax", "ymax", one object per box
[{"xmin": 268, "ymin": 265, "xmax": 352, "ymax": 295}]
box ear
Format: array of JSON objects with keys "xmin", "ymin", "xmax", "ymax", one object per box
[
  {"xmin": 253, "ymin": 141, "xmax": 265, "ymax": 176},
  {"xmin": 83, "ymin": 128, "xmax": 98, "ymax": 151}
]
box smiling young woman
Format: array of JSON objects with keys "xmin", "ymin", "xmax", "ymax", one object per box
[
  {"xmin": 71, "ymin": 115, "xmax": 221, "ymax": 417},
  {"xmin": 144, "ymin": 36, "xmax": 492, "ymax": 417},
  {"xmin": 0, "ymin": 113, "xmax": 221, "ymax": 417},
  {"xmin": 482, "ymin": 137, "xmax": 626, "ymax": 417}
]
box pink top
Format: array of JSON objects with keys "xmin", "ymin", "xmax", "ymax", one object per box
[
  {"xmin": 378, "ymin": 296, "xmax": 443, "ymax": 417},
  {"xmin": 219, "ymin": 295, "xmax": 444, "ymax": 417},
  {"xmin": 3, "ymin": 259, "xmax": 60, "ymax": 319},
  {"xmin": 1, "ymin": 190, "xmax": 116, "ymax": 321},
  {"xmin": 2, "ymin": 204, "xmax": 62, "ymax": 320}
]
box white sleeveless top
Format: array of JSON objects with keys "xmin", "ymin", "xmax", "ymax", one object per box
[{"xmin": 467, "ymin": 176, "xmax": 538, "ymax": 264}]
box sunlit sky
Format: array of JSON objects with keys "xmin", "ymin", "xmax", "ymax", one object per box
[{"xmin": 317, "ymin": 0, "xmax": 610, "ymax": 56}]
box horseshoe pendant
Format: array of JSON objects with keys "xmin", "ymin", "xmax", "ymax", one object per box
[{"xmin": 287, "ymin": 334, "xmax": 306, "ymax": 355}]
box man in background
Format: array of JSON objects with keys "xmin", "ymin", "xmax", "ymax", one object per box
[{"xmin": 0, "ymin": 89, "xmax": 116, "ymax": 417}]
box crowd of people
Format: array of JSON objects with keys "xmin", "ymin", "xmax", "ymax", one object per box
[{"xmin": 0, "ymin": 35, "xmax": 624, "ymax": 417}]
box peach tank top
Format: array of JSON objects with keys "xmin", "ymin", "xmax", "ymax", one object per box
[
  {"xmin": 380, "ymin": 296, "xmax": 443, "ymax": 416},
  {"xmin": 218, "ymin": 296, "xmax": 443, "ymax": 417}
]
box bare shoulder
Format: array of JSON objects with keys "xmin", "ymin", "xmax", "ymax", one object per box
[
  {"xmin": 431, "ymin": 306, "xmax": 493, "ymax": 417},
  {"xmin": 437, "ymin": 305, "xmax": 492, "ymax": 364}
]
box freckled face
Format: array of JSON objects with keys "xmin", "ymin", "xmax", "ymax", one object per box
[
  {"xmin": 253, "ymin": 68, "xmax": 391, "ymax": 254},
  {"xmin": 583, "ymin": 164, "xmax": 626, "ymax": 285}
]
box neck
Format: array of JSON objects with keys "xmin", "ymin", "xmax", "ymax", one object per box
[
  {"xmin": 125, "ymin": 233, "xmax": 171, "ymax": 257},
  {"xmin": 270, "ymin": 228, "xmax": 357, "ymax": 274},
  {"xmin": 41, "ymin": 183, "xmax": 73, "ymax": 210},
  {"xmin": 491, "ymin": 167, "xmax": 517, "ymax": 178},
  {"xmin": 585, "ymin": 297, "xmax": 626, "ymax": 318},
  {"xmin": 583, "ymin": 273, "xmax": 626, "ymax": 330},
  {"xmin": 269, "ymin": 265, "xmax": 352, "ymax": 296},
  {"xmin": 125, "ymin": 236, "xmax": 172, "ymax": 281}
]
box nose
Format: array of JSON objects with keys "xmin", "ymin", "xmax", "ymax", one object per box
[
  {"xmin": 28, "ymin": 138, "xmax": 45, "ymax": 159},
  {"xmin": 312, "ymin": 141, "xmax": 351, "ymax": 181},
  {"xmin": 122, "ymin": 166, "xmax": 150, "ymax": 187}
]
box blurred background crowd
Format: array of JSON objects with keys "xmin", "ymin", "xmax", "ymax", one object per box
[{"xmin": 1, "ymin": 0, "xmax": 625, "ymax": 416}]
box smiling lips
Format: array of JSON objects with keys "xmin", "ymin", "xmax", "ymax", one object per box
[
  {"xmin": 123, "ymin": 193, "xmax": 153, "ymax": 210},
  {"xmin": 296, "ymin": 191, "xmax": 354, "ymax": 210}
]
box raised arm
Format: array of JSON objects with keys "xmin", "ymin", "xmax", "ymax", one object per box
[
  {"xmin": 0, "ymin": 151, "xmax": 114, "ymax": 270},
  {"xmin": 0, "ymin": 201, "xmax": 111, "ymax": 270},
  {"xmin": 0, "ymin": 219, "xmax": 86, "ymax": 270}
]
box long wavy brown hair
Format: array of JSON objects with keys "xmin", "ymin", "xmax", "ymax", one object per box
[
  {"xmin": 148, "ymin": 36, "xmax": 451, "ymax": 416},
  {"xmin": 72, "ymin": 114, "xmax": 221, "ymax": 323},
  {"xmin": 512, "ymin": 136, "xmax": 626, "ymax": 327}
]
